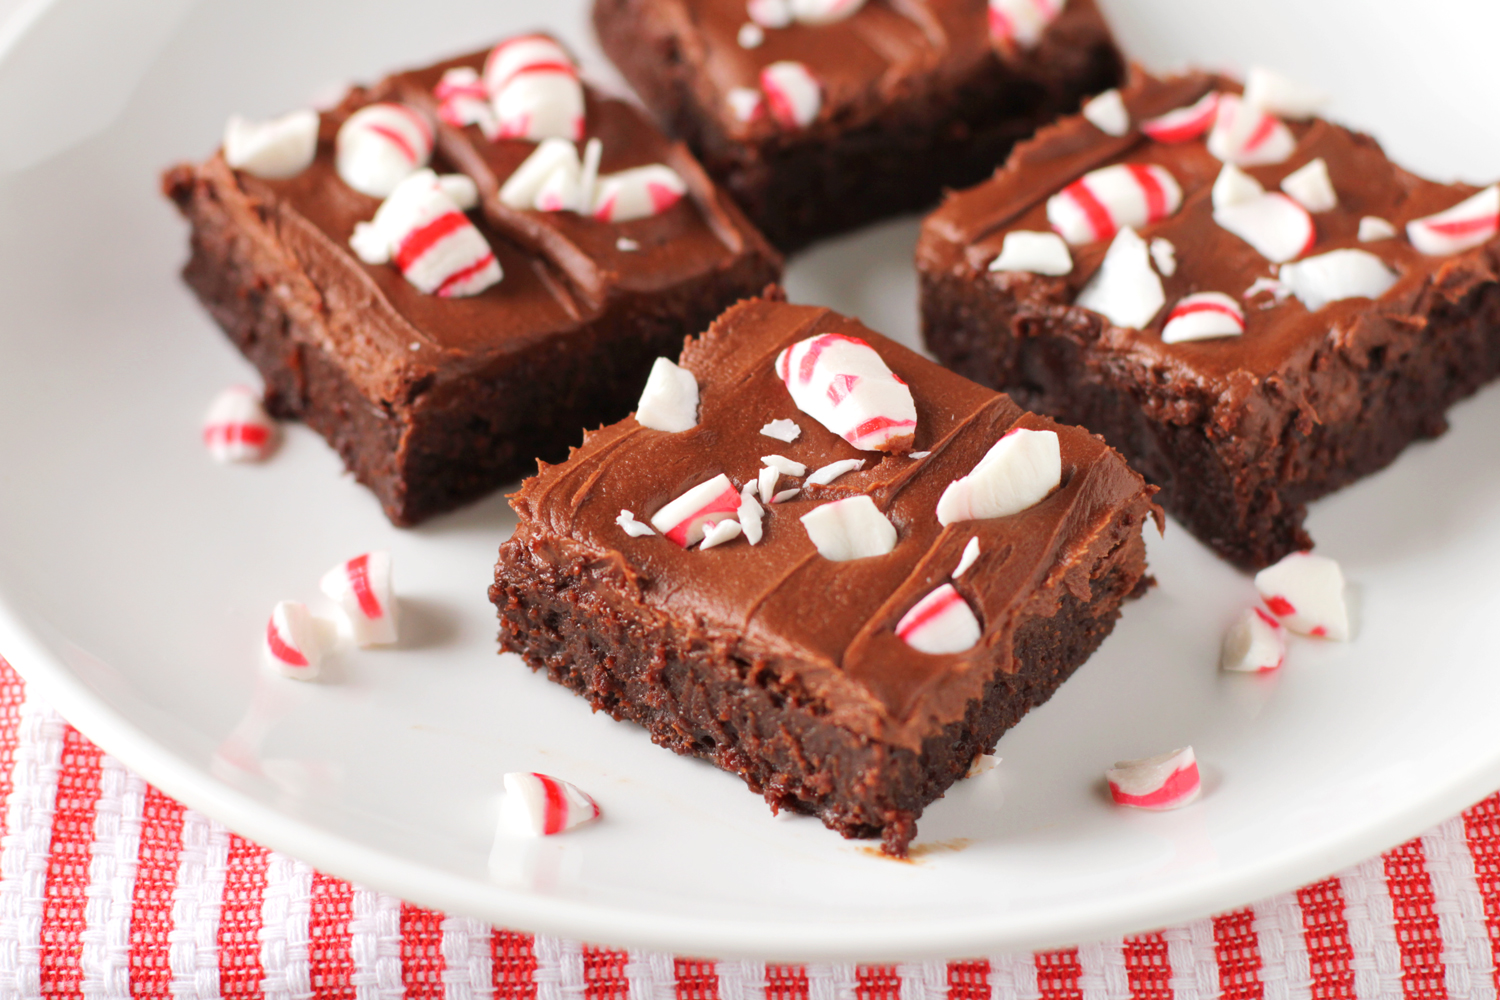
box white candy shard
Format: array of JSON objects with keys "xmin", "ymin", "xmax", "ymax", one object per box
[
  {"xmin": 909, "ymin": 451, "xmax": 932, "ymax": 459},
  {"xmin": 775, "ymin": 333, "xmax": 917, "ymax": 452},
  {"xmin": 1139, "ymin": 92, "xmax": 1218, "ymax": 144},
  {"xmin": 651, "ymin": 474, "xmax": 741, "ymax": 547},
  {"xmin": 936, "ymin": 427, "xmax": 1061, "ymax": 526},
  {"xmin": 760, "ymin": 62, "xmax": 822, "ymax": 129},
  {"xmin": 800, "ymin": 495, "xmax": 897, "ymax": 561},
  {"xmin": 1214, "ymin": 192, "xmax": 1315, "ymax": 264},
  {"xmin": 738, "ymin": 484, "xmax": 765, "ymax": 545},
  {"xmin": 1150, "ymin": 238, "xmax": 1177, "ymax": 276},
  {"xmin": 1407, "ymin": 186, "xmax": 1500, "ymax": 256},
  {"xmin": 1280, "ymin": 249, "xmax": 1398, "ymax": 312},
  {"xmin": 1161, "ymin": 292, "xmax": 1245, "ymax": 344},
  {"xmin": 592, "ymin": 164, "xmax": 688, "ymax": 223},
  {"xmin": 896, "ymin": 583, "xmax": 981, "ymax": 654},
  {"xmin": 1255, "ymin": 551, "xmax": 1350, "ymax": 640},
  {"xmin": 264, "ymin": 601, "xmax": 327, "ymax": 680},
  {"xmin": 534, "ymin": 157, "xmax": 581, "ymax": 212},
  {"xmin": 1082, "ymin": 89, "xmax": 1130, "ymax": 136},
  {"xmin": 747, "ymin": 0, "xmax": 793, "ymax": 27},
  {"xmin": 320, "ymin": 551, "xmax": 398, "ymax": 647},
  {"xmin": 434, "ymin": 67, "xmax": 498, "ymax": 138},
  {"xmin": 789, "ymin": 0, "xmax": 867, "ymax": 23},
  {"xmin": 1245, "ymin": 276, "xmax": 1292, "ymax": 302},
  {"xmin": 761, "ymin": 454, "xmax": 807, "ymax": 477},
  {"xmin": 336, "ymin": 103, "xmax": 433, "ymax": 199},
  {"xmin": 989, "ymin": 231, "xmax": 1073, "ymax": 276},
  {"xmin": 438, "ymin": 174, "xmax": 480, "ymax": 211},
  {"xmin": 578, "ymin": 138, "xmax": 603, "ymax": 209},
  {"xmin": 1075, "ymin": 227, "xmax": 1166, "ymax": 329},
  {"xmin": 967, "ymin": 753, "xmax": 1001, "ymax": 778},
  {"xmin": 616, "ymin": 510, "xmax": 655, "ymax": 537},
  {"xmin": 1207, "ymin": 94, "xmax": 1296, "ymax": 167},
  {"xmin": 498, "ymin": 139, "xmax": 579, "ymax": 210},
  {"xmin": 1243, "ymin": 67, "xmax": 1329, "ymax": 120},
  {"xmin": 700, "ymin": 518, "xmax": 743, "ymax": 550},
  {"xmin": 497, "ymin": 772, "xmax": 600, "ymax": 837},
  {"xmin": 635, "ymin": 357, "xmax": 700, "ymax": 432},
  {"xmin": 1211, "ymin": 163, "xmax": 1265, "ymax": 211},
  {"xmin": 353, "ymin": 170, "xmax": 502, "ymax": 296},
  {"xmin": 1106, "ymin": 748, "xmax": 1201, "ymax": 810},
  {"xmin": 1281, "ymin": 158, "xmax": 1337, "ymax": 213},
  {"xmin": 738, "ymin": 23, "xmax": 765, "ymax": 48},
  {"xmin": 1221, "ymin": 607, "xmax": 1286, "ymax": 673},
  {"xmin": 727, "ymin": 87, "xmax": 765, "ymax": 123},
  {"xmin": 203, "ymin": 385, "xmax": 275, "ymax": 463},
  {"xmin": 1047, "ymin": 164, "xmax": 1183, "ymax": 245},
  {"xmin": 771, "ymin": 488, "xmax": 801, "ymax": 503},
  {"xmin": 758, "ymin": 465, "xmax": 780, "ymax": 503},
  {"xmin": 760, "ymin": 418, "xmax": 802, "ymax": 442},
  {"xmin": 617, "ymin": 237, "xmax": 640, "ymax": 252},
  {"xmin": 223, "ymin": 109, "xmax": 319, "ymax": 179},
  {"xmin": 953, "ymin": 536, "xmax": 981, "ymax": 578},
  {"xmin": 987, "ymin": 0, "xmax": 1067, "ymax": 48},
  {"xmin": 1358, "ymin": 216, "xmax": 1398, "ymax": 242},
  {"xmin": 805, "ymin": 458, "xmax": 864, "ymax": 486},
  {"xmin": 484, "ymin": 36, "xmax": 585, "ymax": 142}
]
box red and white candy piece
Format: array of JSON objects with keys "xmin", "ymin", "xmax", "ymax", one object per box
[
  {"xmin": 1407, "ymin": 185, "xmax": 1499, "ymax": 256},
  {"xmin": 775, "ymin": 333, "xmax": 917, "ymax": 452},
  {"xmin": 1242, "ymin": 67, "xmax": 1328, "ymax": 121},
  {"xmin": 203, "ymin": 385, "xmax": 275, "ymax": 463},
  {"xmin": 651, "ymin": 474, "xmax": 741, "ymax": 547},
  {"xmin": 335, "ymin": 103, "xmax": 433, "ymax": 198},
  {"xmin": 264, "ymin": 601, "xmax": 328, "ymax": 680},
  {"xmin": 1046, "ymin": 163, "xmax": 1183, "ymax": 245},
  {"xmin": 989, "ymin": 231, "xmax": 1073, "ymax": 276},
  {"xmin": 1139, "ymin": 92, "xmax": 1218, "ymax": 144},
  {"xmin": 350, "ymin": 170, "xmax": 502, "ymax": 297},
  {"xmin": 937, "ymin": 427, "xmax": 1060, "ymax": 526},
  {"xmin": 788, "ymin": 0, "xmax": 867, "ymax": 23},
  {"xmin": 1206, "ymin": 94, "xmax": 1296, "ymax": 167},
  {"xmin": 320, "ymin": 551, "xmax": 397, "ymax": 647},
  {"xmin": 498, "ymin": 139, "xmax": 578, "ymax": 210},
  {"xmin": 760, "ymin": 419, "xmax": 801, "ymax": 442},
  {"xmin": 1255, "ymin": 551, "xmax": 1350, "ymax": 640},
  {"xmin": 700, "ymin": 519, "xmax": 744, "ymax": 550},
  {"xmin": 1075, "ymin": 227, "xmax": 1166, "ymax": 329},
  {"xmin": 1106, "ymin": 747, "xmax": 1201, "ymax": 810},
  {"xmin": 484, "ymin": 36, "xmax": 585, "ymax": 142},
  {"xmin": 223, "ymin": 109, "xmax": 318, "ymax": 180},
  {"xmin": 1213, "ymin": 190, "xmax": 1315, "ymax": 264},
  {"xmin": 987, "ymin": 0, "xmax": 1066, "ymax": 49},
  {"xmin": 800, "ymin": 496, "xmax": 897, "ymax": 562},
  {"xmin": 497, "ymin": 772, "xmax": 600, "ymax": 837},
  {"xmin": 592, "ymin": 164, "xmax": 688, "ymax": 223},
  {"xmin": 1081, "ymin": 89, "xmax": 1130, "ymax": 137},
  {"xmin": 1280, "ymin": 158, "xmax": 1337, "ymax": 213},
  {"xmin": 1160, "ymin": 292, "xmax": 1245, "ymax": 344},
  {"xmin": 760, "ymin": 62, "xmax": 822, "ymax": 129},
  {"xmin": 434, "ymin": 67, "xmax": 498, "ymax": 139},
  {"xmin": 727, "ymin": 87, "xmax": 765, "ymax": 124},
  {"xmin": 1279, "ymin": 249, "xmax": 1397, "ymax": 312},
  {"xmin": 747, "ymin": 0, "xmax": 793, "ymax": 28},
  {"xmin": 896, "ymin": 583, "xmax": 981, "ymax": 655},
  {"xmin": 635, "ymin": 357, "xmax": 699, "ymax": 433},
  {"xmin": 1211, "ymin": 163, "xmax": 1264, "ymax": 211},
  {"xmin": 1221, "ymin": 607, "xmax": 1286, "ymax": 673},
  {"xmin": 1358, "ymin": 216, "xmax": 1398, "ymax": 242}
]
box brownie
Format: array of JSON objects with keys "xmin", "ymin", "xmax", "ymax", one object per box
[
  {"xmin": 593, "ymin": 0, "xmax": 1124, "ymax": 251},
  {"xmin": 490, "ymin": 292, "xmax": 1157, "ymax": 855},
  {"xmin": 918, "ymin": 69, "xmax": 1500, "ymax": 569},
  {"xmin": 163, "ymin": 40, "xmax": 781, "ymax": 526}
]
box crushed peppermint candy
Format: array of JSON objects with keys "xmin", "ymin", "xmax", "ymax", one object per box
[
  {"xmin": 760, "ymin": 418, "xmax": 801, "ymax": 442},
  {"xmin": 747, "ymin": 0, "xmax": 793, "ymax": 27},
  {"xmin": 1407, "ymin": 185, "xmax": 1499, "ymax": 256},
  {"xmin": 1211, "ymin": 163, "xmax": 1265, "ymax": 211},
  {"xmin": 700, "ymin": 519, "xmax": 744, "ymax": 549},
  {"xmin": 499, "ymin": 138, "xmax": 583, "ymax": 210},
  {"xmin": 1207, "ymin": 93, "xmax": 1295, "ymax": 167},
  {"xmin": 1255, "ymin": 551, "xmax": 1350, "ymax": 640},
  {"xmin": 1139, "ymin": 92, "xmax": 1218, "ymax": 144},
  {"xmin": 616, "ymin": 237, "xmax": 641, "ymax": 251},
  {"xmin": 485, "ymin": 36, "xmax": 585, "ymax": 142},
  {"xmin": 335, "ymin": 103, "xmax": 433, "ymax": 198},
  {"xmin": 953, "ymin": 537, "xmax": 981, "ymax": 578},
  {"xmin": 988, "ymin": 0, "xmax": 1067, "ymax": 49},
  {"xmin": 635, "ymin": 357, "xmax": 699, "ymax": 433},
  {"xmin": 1161, "ymin": 292, "xmax": 1245, "ymax": 344},
  {"xmin": 800, "ymin": 495, "xmax": 896, "ymax": 561},
  {"xmin": 761, "ymin": 454, "xmax": 807, "ymax": 477},
  {"xmin": 1047, "ymin": 164, "xmax": 1183, "ymax": 246},
  {"xmin": 1279, "ymin": 249, "xmax": 1397, "ymax": 312},
  {"xmin": 758, "ymin": 465, "xmax": 781, "ymax": 503},
  {"xmin": 1075, "ymin": 227, "xmax": 1165, "ymax": 330},
  {"xmin": 651, "ymin": 474, "xmax": 741, "ymax": 547},
  {"xmin": 738, "ymin": 484, "xmax": 765, "ymax": 545},
  {"xmin": 434, "ymin": 66, "xmax": 498, "ymax": 138},
  {"xmin": 592, "ymin": 164, "xmax": 688, "ymax": 223},
  {"xmin": 1106, "ymin": 748, "xmax": 1201, "ymax": 810},
  {"xmin": 771, "ymin": 488, "xmax": 801, "ymax": 504},
  {"xmin": 738, "ymin": 22, "xmax": 765, "ymax": 47},
  {"xmin": 1149, "ymin": 238, "xmax": 1177, "ymax": 277},
  {"xmin": 1214, "ymin": 188, "xmax": 1316, "ymax": 263},
  {"xmin": 1281, "ymin": 158, "xmax": 1338, "ymax": 213},
  {"xmin": 967, "ymin": 753, "xmax": 1001, "ymax": 778},
  {"xmin": 936, "ymin": 427, "xmax": 1061, "ymax": 526},
  {"xmin": 1242, "ymin": 67, "xmax": 1328, "ymax": 120},
  {"xmin": 1358, "ymin": 216, "xmax": 1398, "ymax": 242},
  {"xmin": 896, "ymin": 583, "xmax": 981, "ymax": 654},
  {"xmin": 320, "ymin": 551, "xmax": 398, "ymax": 647},
  {"xmin": 497, "ymin": 772, "xmax": 600, "ymax": 837},
  {"xmin": 908, "ymin": 451, "xmax": 932, "ymax": 459},
  {"xmin": 1221, "ymin": 607, "xmax": 1286, "ymax": 673},
  {"xmin": 728, "ymin": 87, "xmax": 765, "ymax": 124},
  {"xmin": 805, "ymin": 458, "xmax": 864, "ymax": 486},
  {"xmin": 761, "ymin": 62, "xmax": 822, "ymax": 129},
  {"xmin": 349, "ymin": 170, "xmax": 502, "ymax": 297},
  {"xmin": 203, "ymin": 385, "xmax": 276, "ymax": 463},
  {"xmin": 617, "ymin": 509, "xmax": 655, "ymax": 537},
  {"xmin": 1245, "ymin": 276, "xmax": 1293, "ymax": 302},
  {"xmin": 264, "ymin": 601, "xmax": 331, "ymax": 680},
  {"xmin": 989, "ymin": 231, "xmax": 1073, "ymax": 276},
  {"xmin": 1081, "ymin": 89, "xmax": 1130, "ymax": 136},
  {"xmin": 775, "ymin": 333, "xmax": 917, "ymax": 452},
  {"xmin": 223, "ymin": 110, "xmax": 319, "ymax": 179},
  {"xmin": 789, "ymin": 0, "xmax": 867, "ymax": 23}
]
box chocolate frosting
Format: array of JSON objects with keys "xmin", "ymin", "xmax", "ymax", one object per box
[{"xmin": 509, "ymin": 297, "xmax": 1156, "ymax": 750}]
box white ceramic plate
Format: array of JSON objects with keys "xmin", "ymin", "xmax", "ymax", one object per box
[{"xmin": 2, "ymin": 0, "xmax": 1499, "ymax": 962}]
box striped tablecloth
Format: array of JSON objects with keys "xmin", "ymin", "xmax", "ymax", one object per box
[{"xmin": 1, "ymin": 658, "xmax": 1497, "ymax": 999}]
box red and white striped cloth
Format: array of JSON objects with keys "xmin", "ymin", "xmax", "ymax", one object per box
[{"xmin": 1, "ymin": 656, "xmax": 1497, "ymax": 999}]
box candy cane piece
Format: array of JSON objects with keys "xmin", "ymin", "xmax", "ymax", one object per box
[
  {"xmin": 1081, "ymin": 89, "xmax": 1130, "ymax": 137},
  {"xmin": 320, "ymin": 551, "xmax": 397, "ymax": 647},
  {"xmin": 789, "ymin": 0, "xmax": 867, "ymax": 23},
  {"xmin": 1221, "ymin": 607, "xmax": 1286, "ymax": 673},
  {"xmin": 1139, "ymin": 92, "xmax": 1218, "ymax": 144},
  {"xmin": 1279, "ymin": 249, "xmax": 1397, "ymax": 312},
  {"xmin": 1407, "ymin": 185, "xmax": 1499, "ymax": 256},
  {"xmin": 651, "ymin": 474, "xmax": 741, "ymax": 547},
  {"xmin": 760, "ymin": 62, "xmax": 822, "ymax": 129},
  {"xmin": 760, "ymin": 419, "xmax": 801, "ymax": 442},
  {"xmin": 202, "ymin": 385, "xmax": 276, "ymax": 463},
  {"xmin": 1358, "ymin": 216, "xmax": 1398, "ymax": 242},
  {"xmin": 592, "ymin": 164, "xmax": 688, "ymax": 223},
  {"xmin": 1254, "ymin": 551, "xmax": 1350, "ymax": 640},
  {"xmin": 738, "ymin": 484, "xmax": 765, "ymax": 545},
  {"xmin": 896, "ymin": 583, "xmax": 981, "ymax": 655},
  {"xmin": 434, "ymin": 67, "xmax": 498, "ymax": 139},
  {"xmin": 223, "ymin": 109, "xmax": 318, "ymax": 180},
  {"xmin": 1161, "ymin": 292, "xmax": 1245, "ymax": 344},
  {"xmin": 1213, "ymin": 192, "xmax": 1315, "ymax": 264},
  {"xmin": 989, "ymin": 231, "xmax": 1073, "ymax": 276},
  {"xmin": 953, "ymin": 537, "xmax": 981, "ymax": 578},
  {"xmin": 498, "ymin": 138, "xmax": 580, "ymax": 210},
  {"xmin": 635, "ymin": 357, "xmax": 699, "ymax": 432},
  {"xmin": 1107, "ymin": 748, "xmax": 1201, "ymax": 810},
  {"xmin": 1150, "ymin": 237, "xmax": 1177, "ymax": 276},
  {"xmin": 616, "ymin": 510, "xmax": 655, "ymax": 537},
  {"xmin": 264, "ymin": 601, "xmax": 329, "ymax": 680},
  {"xmin": 1207, "ymin": 94, "xmax": 1296, "ymax": 167},
  {"xmin": 774, "ymin": 333, "xmax": 918, "ymax": 452},
  {"xmin": 800, "ymin": 495, "xmax": 897, "ymax": 561},
  {"xmin": 805, "ymin": 458, "xmax": 864, "ymax": 486},
  {"xmin": 936, "ymin": 427, "xmax": 1060, "ymax": 526},
  {"xmin": 1046, "ymin": 163, "xmax": 1183, "ymax": 245},
  {"xmin": 1280, "ymin": 158, "xmax": 1337, "ymax": 213},
  {"xmin": 747, "ymin": 0, "xmax": 793, "ymax": 28},
  {"xmin": 988, "ymin": 0, "xmax": 1066, "ymax": 49},
  {"xmin": 497, "ymin": 772, "xmax": 601, "ymax": 837},
  {"xmin": 484, "ymin": 36, "xmax": 584, "ymax": 142},
  {"xmin": 1243, "ymin": 67, "xmax": 1328, "ymax": 120},
  {"xmin": 1211, "ymin": 163, "xmax": 1265, "ymax": 211},
  {"xmin": 727, "ymin": 87, "xmax": 765, "ymax": 124},
  {"xmin": 352, "ymin": 170, "xmax": 502, "ymax": 297},
  {"xmin": 1075, "ymin": 227, "xmax": 1166, "ymax": 329},
  {"xmin": 335, "ymin": 103, "xmax": 433, "ymax": 198}
]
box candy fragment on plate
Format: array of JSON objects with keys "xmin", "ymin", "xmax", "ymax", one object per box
[
  {"xmin": 1255, "ymin": 551, "xmax": 1350, "ymax": 640},
  {"xmin": 1280, "ymin": 158, "xmax": 1338, "ymax": 213},
  {"xmin": 760, "ymin": 62, "xmax": 822, "ymax": 129},
  {"xmin": 1406, "ymin": 185, "xmax": 1499, "ymax": 256},
  {"xmin": 203, "ymin": 385, "xmax": 276, "ymax": 463},
  {"xmin": 320, "ymin": 551, "xmax": 398, "ymax": 647},
  {"xmin": 1106, "ymin": 747, "xmax": 1201, "ymax": 810},
  {"xmin": 616, "ymin": 509, "xmax": 655, "ymax": 537},
  {"xmin": 350, "ymin": 170, "xmax": 502, "ymax": 297},
  {"xmin": 223, "ymin": 109, "xmax": 318, "ymax": 179},
  {"xmin": 497, "ymin": 772, "xmax": 600, "ymax": 837},
  {"xmin": 1221, "ymin": 607, "xmax": 1286, "ymax": 673},
  {"xmin": 264, "ymin": 601, "xmax": 328, "ymax": 680},
  {"xmin": 1075, "ymin": 227, "xmax": 1165, "ymax": 329},
  {"xmin": 760, "ymin": 418, "xmax": 801, "ymax": 442},
  {"xmin": 987, "ymin": 0, "xmax": 1067, "ymax": 49},
  {"xmin": 335, "ymin": 103, "xmax": 433, "ymax": 198},
  {"xmin": 896, "ymin": 583, "xmax": 981, "ymax": 654},
  {"xmin": 1139, "ymin": 92, "xmax": 1218, "ymax": 144},
  {"xmin": 800, "ymin": 495, "xmax": 896, "ymax": 561},
  {"xmin": 635, "ymin": 357, "xmax": 699, "ymax": 432},
  {"xmin": 484, "ymin": 35, "xmax": 585, "ymax": 142},
  {"xmin": 989, "ymin": 231, "xmax": 1073, "ymax": 276},
  {"xmin": 1206, "ymin": 93, "xmax": 1295, "ymax": 167},
  {"xmin": 1279, "ymin": 249, "xmax": 1398, "ymax": 312},
  {"xmin": 1161, "ymin": 292, "xmax": 1244, "ymax": 344},
  {"xmin": 936, "ymin": 427, "xmax": 1061, "ymax": 526},
  {"xmin": 651, "ymin": 474, "xmax": 741, "ymax": 547},
  {"xmin": 1046, "ymin": 164, "xmax": 1183, "ymax": 246},
  {"xmin": 1081, "ymin": 89, "xmax": 1129, "ymax": 137},
  {"xmin": 775, "ymin": 333, "xmax": 917, "ymax": 452}
]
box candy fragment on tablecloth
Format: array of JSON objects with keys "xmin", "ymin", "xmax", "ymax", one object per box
[
  {"xmin": 497, "ymin": 772, "xmax": 601, "ymax": 837},
  {"xmin": 320, "ymin": 551, "xmax": 398, "ymax": 647},
  {"xmin": 1106, "ymin": 747, "xmax": 1201, "ymax": 810}
]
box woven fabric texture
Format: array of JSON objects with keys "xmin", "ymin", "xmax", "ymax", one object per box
[{"xmin": 1, "ymin": 659, "xmax": 1497, "ymax": 999}]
